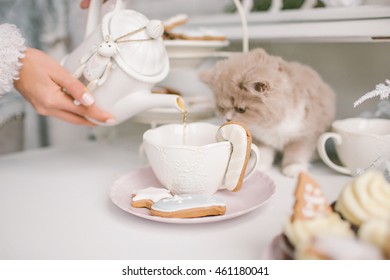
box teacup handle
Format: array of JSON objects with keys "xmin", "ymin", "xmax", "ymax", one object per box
[
  {"xmin": 221, "ymin": 143, "xmax": 260, "ymax": 192},
  {"xmin": 243, "ymin": 143, "xmax": 260, "ymax": 181},
  {"xmin": 317, "ymin": 132, "xmax": 352, "ymax": 175}
]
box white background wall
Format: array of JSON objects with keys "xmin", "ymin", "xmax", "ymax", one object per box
[
  {"xmin": 127, "ymin": 0, "xmax": 231, "ymax": 18},
  {"xmin": 248, "ymin": 42, "xmax": 390, "ymax": 119}
]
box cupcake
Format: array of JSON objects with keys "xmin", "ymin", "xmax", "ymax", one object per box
[
  {"xmin": 335, "ymin": 170, "xmax": 390, "ymax": 228},
  {"xmin": 295, "ymin": 235, "xmax": 383, "ymax": 260},
  {"xmin": 358, "ymin": 219, "xmax": 390, "ymax": 259},
  {"xmin": 281, "ymin": 173, "xmax": 354, "ymax": 259}
]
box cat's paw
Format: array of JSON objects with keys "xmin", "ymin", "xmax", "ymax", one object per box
[
  {"xmin": 282, "ymin": 163, "xmax": 307, "ymax": 178},
  {"xmin": 257, "ymin": 146, "xmax": 275, "ymax": 171}
]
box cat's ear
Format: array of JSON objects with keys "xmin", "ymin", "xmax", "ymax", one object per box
[
  {"xmin": 250, "ymin": 48, "xmax": 269, "ymax": 62},
  {"xmin": 277, "ymin": 58, "xmax": 288, "ymax": 72},
  {"xmin": 251, "ymin": 48, "xmax": 268, "ymax": 57},
  {"xmin": 249, "ymin": 81, "xmax": 269, "ymax": 95},
  {"xmin": 198, "ymin": 68, "xmax": 215, "ymax": 85}
]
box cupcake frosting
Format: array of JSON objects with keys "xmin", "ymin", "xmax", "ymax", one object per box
[
  {"xmin": 335, "ymin": 171, "xmax": 390, "ymax": 226},
  {"xmin": 358, "ymin": 219, "xmax": 390, "ymax": 258},
  {"xmin": 284, "ymin": 213, "xmax": 354, "ymax": 247},
  {"xmin": 296, "ymin": 235, "xmax": 383, "ymax": 260}
]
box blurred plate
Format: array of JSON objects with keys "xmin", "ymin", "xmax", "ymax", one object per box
[
  {"xmin": 164, "ymin": 40, "xmax": 230, "ymax": 68},
  {"xmin": 164, "ymin": 39, "xmax": 229, "ymax": 48},
  {"xmin": 132, "ymin": 95, "xmax": 215, "ymax": 125}
]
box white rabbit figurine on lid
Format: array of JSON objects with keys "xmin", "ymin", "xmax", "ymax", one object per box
[{"xmin": 63, "ymin": 0, "xmax": 185, "ymax": 125}]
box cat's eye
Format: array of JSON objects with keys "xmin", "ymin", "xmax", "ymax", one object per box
[
  {"xmin": 253, "ymin": 82, "xmax": 268, "ymax": 93},
  {"xmin": 216, "ymin": 105, "xmax": 225, "ymax": 112},
  {"xmin": 235, "ymin": 107, "xmax": 246, "ymax": 113}
]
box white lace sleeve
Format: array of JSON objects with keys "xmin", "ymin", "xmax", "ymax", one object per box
[{"xmin": 0, "ymin": 23, "xmax": 26, "ymax": 96}]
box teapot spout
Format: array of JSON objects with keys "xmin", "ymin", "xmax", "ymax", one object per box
[
  {"xmin": 92, "ymin": 91, "xmax": 186, "ymax": 126},
  {"xmin": 148, "ymin": 93, "xmax": 186, "ymax": 113}
]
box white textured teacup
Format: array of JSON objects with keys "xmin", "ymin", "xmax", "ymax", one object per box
[
  {"xmin": 317, "ymin": 118, "xmax": 390, "ymax": 175},
  {"xmin": 143, "ymin": 122, "xmax": 260, "ymax": 195}
]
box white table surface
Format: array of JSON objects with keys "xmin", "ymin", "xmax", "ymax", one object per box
[{"xmin": 0, "ymin": 135, "xmax": 351, "ymax": 260}]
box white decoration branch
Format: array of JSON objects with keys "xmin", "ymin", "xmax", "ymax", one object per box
[{"xmin": 354, "ymin": 79, "xmax": 390, "ymax": 107}]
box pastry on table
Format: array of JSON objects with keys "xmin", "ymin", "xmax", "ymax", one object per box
[
  {"xmin": 281, "ymin": 172, "xmax": 354, "ymax": 259},
  {"xmin": 358, "ymin": 219, "xmax": 390, "ymax": 259},
  {"xmin": 295, "ymin": 235, "xmax": 383, "ymax": 260},
  {"xmin": 334, "ymin": 170, "xmax": 390, "ymax": 229}
]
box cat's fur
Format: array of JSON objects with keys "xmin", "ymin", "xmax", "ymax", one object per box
[{"xmin": 199, "ymin": 48, "xmax": 336, "ymax": 177}]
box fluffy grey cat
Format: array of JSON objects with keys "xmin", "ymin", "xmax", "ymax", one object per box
[{"xmin": 200, "ymin": 48, "xmax": 336, "ymax": 177}]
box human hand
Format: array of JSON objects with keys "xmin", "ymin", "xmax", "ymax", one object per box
[
  {"xmin": 80, "ymin": 0, "xmax": 108, "ymax": 9},
  {"xmin": 80, "ymin": 0, "xmax": 92, "ymax": 9},
  {"xmin": 14, "ymin": 48, "xmax": 115, "ymax": 126}
]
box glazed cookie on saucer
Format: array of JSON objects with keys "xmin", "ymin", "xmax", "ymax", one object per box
[
  {"xmin": 150, "ymin": 194, "xmax": 226, "ymax": 218},
  {"xmin": 216, "ymin": 121, "xmax": 253, "ymax": 192},
  {"xmin": 131, "ymin": 186, "xmax": 172, "ymax": 209}
]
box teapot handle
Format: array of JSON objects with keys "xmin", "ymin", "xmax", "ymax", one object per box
[{"xmin": 85, "ymin": 0, "xmax": 127, "ymax": 37}]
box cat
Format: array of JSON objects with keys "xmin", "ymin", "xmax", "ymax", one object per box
[{"xmin": 199, "ymin": 48, "xmax": 336, "ymax": 177}]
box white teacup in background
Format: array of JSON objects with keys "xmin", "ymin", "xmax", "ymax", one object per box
[
  {"xmin": 143, "ymin": 122, "xmax": 260, "ymax": 195},
  {"xmin": 317, "ymin": 118, "xmax": 390, "ymax": 175}
]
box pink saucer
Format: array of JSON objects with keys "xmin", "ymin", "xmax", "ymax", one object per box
[{"xmin": 110, "ymin": 166, "xmax": 276, "ymax": 224}]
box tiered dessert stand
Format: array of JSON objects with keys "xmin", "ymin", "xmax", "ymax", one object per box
[{"xmin": 132, "ymin": 0, "xmax": 250, "ymax": 128}]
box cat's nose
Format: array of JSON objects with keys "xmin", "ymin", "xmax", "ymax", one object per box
[{"xmin": 224, "ymin": 111, "xmax": 233, "ymax": 122}]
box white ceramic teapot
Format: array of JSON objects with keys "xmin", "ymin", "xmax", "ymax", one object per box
[{"xmin": 62, "ymin": 0, "xmax": 185, "ymax": 125}]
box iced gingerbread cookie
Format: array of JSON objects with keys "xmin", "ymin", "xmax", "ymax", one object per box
[
  {"xmin": 172, "ymin": 27, "xmax": 226, "ymax": 41},
  {"xmin": 131, "ymin": 186, "xmax": 172, "ymax": 209},
  {"xmin": 163, "ymin": 14, "xmax": 226, "ymax": 41},
  {"xmin": 216, "ymin": 121, "xmax": 252, "ymax": 192},
  {"xmin": 150, "ymin": 194, "xmax": 226, "ymax": 218},
  {"xmin": 291, "ymin": 172, "xmax": 332, "ymax": 221},
  {"xmin": 152, "ymin": 86, "xmax": 182, "ymax": 96},
  {"xmin": 163, "ymin": 14, "xmax": 188, "ymax": 32}
]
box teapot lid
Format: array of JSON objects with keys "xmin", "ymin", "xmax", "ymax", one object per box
[{"xmin": 101, "ymin": 10, "xmax": 169, "ymax": 83}]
